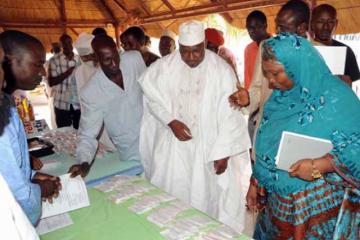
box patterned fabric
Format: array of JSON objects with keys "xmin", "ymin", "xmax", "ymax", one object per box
[
  {"xmin": 253, "ymin": 33, "xmax": 360, "ymax": 239},
  {"xmin": 48, "ymin": 53, "xmax": 80, "ymax": 110}
]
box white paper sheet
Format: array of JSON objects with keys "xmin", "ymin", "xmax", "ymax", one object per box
[
  {"xmin": 276, "ymin": 131, "xmax": 333, "ymax": 171},
  {"xmin": 36, "ymin": 213, "xmax": 73, "ymax": 235},
  {"xmin": 41, "ymin": 174, "xmax": 90, "ymax": 219},
  {"xmin": 315, "ymin": 46, "xmax": 346, "ymax": 75}
]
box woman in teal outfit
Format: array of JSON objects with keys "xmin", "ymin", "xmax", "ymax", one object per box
[{"xmin": 246, "ymin": 33, "xmax": 360, "ymax": 240}]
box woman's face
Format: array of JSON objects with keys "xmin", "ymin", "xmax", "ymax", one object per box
[{"xmin": 262, "ymin": 59, "xmax": 294, "ymax": 91}]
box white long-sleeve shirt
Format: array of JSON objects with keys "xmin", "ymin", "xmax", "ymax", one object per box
[{"xmin": 76, "ymin": 50, "xmax": 146, "ymax": 163}]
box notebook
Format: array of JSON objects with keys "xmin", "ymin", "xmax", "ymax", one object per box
[{"xmin": 276, "ymin": 131, "xmax": 333, "ymax": 171}]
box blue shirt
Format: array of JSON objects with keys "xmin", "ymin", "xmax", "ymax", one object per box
[{"xmin": 0, "ymin": 104, "xmax": 41, "ymax": 225}]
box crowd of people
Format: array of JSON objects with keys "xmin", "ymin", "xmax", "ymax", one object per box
[{"xmin": 0, "ymin": 0, "xmax": 359, "ymax": 239}]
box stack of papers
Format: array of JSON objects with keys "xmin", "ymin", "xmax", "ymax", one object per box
[
  {"xmin": 129, "ymin": 193, "xmax": 176, "ymax": 214},
  {"xmin": 37, "ymin": 174, "xmax": 90, "ymax": 235},
  {"xmin": 95, "ymin": 176, "xmax": 241, "ymax": 239},
  {"xmin": 147, "ymin": 201, "xmax": 192, "ymax": 227}
]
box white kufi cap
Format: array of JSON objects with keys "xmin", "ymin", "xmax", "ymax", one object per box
[
  {"xmin": 161, "ymin": 29, "xmax": 177, "ymax": 41},
  {"xmin": 74, "ymin": 32, "xmax": 94, "ymax": 56},
  {"xmin": 178, "ymin": 20, "xmax": 205, "ymax": 46}
]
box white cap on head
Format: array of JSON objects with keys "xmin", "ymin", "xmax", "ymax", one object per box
[
  {"xmin": 74, "ymin": 32, "xmax": 94, "ymax": 56},
  {"xmin": 161, "ymin": 29, "xmax": 177, "ymax": 41},
  {"xmin": 178, "ymin": 20, "xmax": 205, "ymax": 46}
]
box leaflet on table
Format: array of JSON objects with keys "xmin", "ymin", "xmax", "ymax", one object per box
[
  {"xmin": 129, "ymin": 193, "xmax": 176, "ymax": 214},
  {"xmin": 41, "ymin": 174, "xmax": 90, "ymax": 219},
  {"xmin": 276, "ymin": 131, "xmax": 333, "ymax": 171},
  {"xmin": 314, "ymin": 46, "xmax": 346, "ymax": 75},
  {"xmin": 41, "ymin": 159, "xmax": 61, "ymax": 172},
  {"xmin": 36, "ymin": 213, "xmax": 73, "ymax": 235}
]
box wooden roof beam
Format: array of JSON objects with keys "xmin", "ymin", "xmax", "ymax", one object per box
[
  {"xmin": 141, "ymin": 0, "xmax": 288, "ymax": 25},
  {"xmin": 210, "ymin": 0, "xmax": 233, "ymax": 23},
  {"xmin": 114, "ymin": 0, "xmax": 128, "ymax": 14},
  {"xmin": 59, "ymin": 0, "xmax": 67, "ymax": 33},
  {"xmin": 1, "ymin": 21, "xmax": 108, "ymax": 29},
  {"xmin": 100, "ymin": 0, "xmax": 117, "ymax": 24},
  {"xmin": 138, "ymin": 1, "xmax": 151, "ymax": 16},
  {"xmin": 68, "ymin": 27, "xmax": 79, "ymax": 36},
  {"xmin": 161, "ymin": 0, "xmax": 176, "ymax": 16}
]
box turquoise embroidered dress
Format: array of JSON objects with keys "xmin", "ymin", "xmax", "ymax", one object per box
[{"xmin": 253, "ymin": 33, "xmax": 360, "ymax": 240}]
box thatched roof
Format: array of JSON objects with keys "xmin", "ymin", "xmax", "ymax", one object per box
[{"xmin": 1, "ymin": 0, "xmax": 359, "ymax": 51}]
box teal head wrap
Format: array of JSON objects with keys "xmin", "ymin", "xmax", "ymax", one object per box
[{"xmin": 253, "ymin": 33, "xmax": 360, "ymax": 195}]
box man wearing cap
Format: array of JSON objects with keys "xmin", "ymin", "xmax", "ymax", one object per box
[
  {"xmin": 139, "ymin": 20, "xmax": 251, "ymax": 232},
  {"xmin": 204, "ymin": 28, "xmax": 224, "ymax": 54},
  {"xmin": 73, "ymin": 33, "xmax": 97, "ymax": 94},
  {"xmin": 158, "ymin": 29, "xmax": 176, "ymax": 57}
]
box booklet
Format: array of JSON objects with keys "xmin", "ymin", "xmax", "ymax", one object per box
[
  {"xmin": 276, "ymin": 131, "xmax": 333, "ymax": 171},
  {"xmin": 315, "ymin": 46, "xmax": 346, "ymax": 75},
  {"xmin": 41, "ymin": 174, "xmax": 90, "ymax": 219}
]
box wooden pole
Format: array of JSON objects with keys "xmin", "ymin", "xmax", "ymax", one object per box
[{"xmin": 114, "ymin": 23, "xmax": 120, "ymax": 48}]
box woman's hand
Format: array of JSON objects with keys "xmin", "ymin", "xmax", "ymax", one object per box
[
  {"xmin": 288, "ymin": 159, "xmax": 314, "ymax": 181},
  {"xmin": 246, "ymin": 184, "xmax": 258, "ymax": 212},
  {"xmin": 288, "ymin": 154, "xmax": 335, "ymax": 181}
]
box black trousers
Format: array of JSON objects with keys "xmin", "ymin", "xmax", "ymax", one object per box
[{"xmin": 54, "ymin": 105, "xmax": 81, "ymax": 129}]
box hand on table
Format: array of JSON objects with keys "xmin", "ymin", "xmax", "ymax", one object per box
[
  {"xmin": 68, "ymin": 162, "xmax": 90, "ymax": 178},
  {"xmin": 32, "ymin": 172, "xmax": 61, "ymax": 203},
  {"xmin": 228, "ymin": 87, "xmax": 250, "ymax": 110},
  {"xmin": 30, "ymin": 155, "xmax": 43, "ymax": 170},
  {"xmin": 213, "ymin": 157, "xmax": 229, "ymax": 175},
  {"xmin": 168, "ymin": 120, "xmax": 192, "ymax": 141}
]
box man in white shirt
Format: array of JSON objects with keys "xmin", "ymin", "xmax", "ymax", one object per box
[
  {"xmin": 139, "ymin": 20, "xmax": 251, "ymax": 232},
  {"xmin": 68, "ymin": 34, "xmax": 146, "ymax": 177},
  {"xmin": 73, "ymin": 32, "xmax": 97, "ymax": 93}
]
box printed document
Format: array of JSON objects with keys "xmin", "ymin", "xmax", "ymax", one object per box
[{"xmin": 41, "ymin": 174, "xmax": 90, "ymax": 219}]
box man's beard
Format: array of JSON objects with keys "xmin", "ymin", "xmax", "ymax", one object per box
[{"xmin": 0, "ymin": 93, "xmax": 12, "ymax": 136}]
